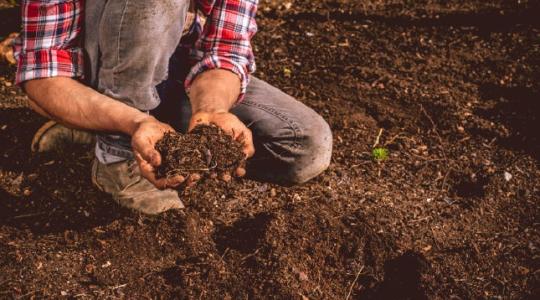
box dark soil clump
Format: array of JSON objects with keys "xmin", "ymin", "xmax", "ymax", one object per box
[{"xmin": 155, "ymin": 124, "xmax": 245, "ymax": 179}]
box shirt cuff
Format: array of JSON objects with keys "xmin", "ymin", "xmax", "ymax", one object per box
[
  {"xmin": 184, "ymin": 55, "xmax": 251, "ymax": 103},
  {"xmin": 15, "ymin": 48, "xmax": 84, "ymax": 85}
]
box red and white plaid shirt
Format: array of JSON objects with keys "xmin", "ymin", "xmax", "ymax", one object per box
[{"xmin": 15, "ymin": 0, "xmax": 258, "ymax": 101}]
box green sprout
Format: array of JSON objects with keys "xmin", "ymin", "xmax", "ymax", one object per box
[{"xmin": 372, "ymin": 147, "xmax": 389, "ymax": 161}]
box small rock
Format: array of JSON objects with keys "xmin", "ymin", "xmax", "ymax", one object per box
[
  {"xmin": 23, "ymin": 188, "xmax": 32, "ymax": 197},
  {"xmin": 27, "ymin": 173, "xmax": 38, "ymax": 181},
  {"xmin": 101, "ymin": 261, "xmax": 111, "ymax": 268},
  {"xmin": 257, "ymin": 184, "xmax": 268, "ymax": 192},
  {"xmin": 270, "ymin": 188, "xmax": 277, "ymax": 197},
  {"xmin": 504, "ymin": 171, "xmax": 512, "ymax": 182},
  {"xmin": 518, "ymin": 266, "xmax": 529, "ymax": 275},
  {"xmin": 298, "ymin": 271, "xmax": 309, "ymax": 281},
  {"xmin": 85, "ymin": 264, "xmax": 95, "ymax": 273}
]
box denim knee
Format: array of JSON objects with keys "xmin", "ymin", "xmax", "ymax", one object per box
[{"xmin": 286, "ymin": 114, "xmax": 333, "ymax": 184}]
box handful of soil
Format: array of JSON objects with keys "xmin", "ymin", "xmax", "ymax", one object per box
[{"xmin": 155, "ymin": 124, "xmax": 245, "ymax": 179}]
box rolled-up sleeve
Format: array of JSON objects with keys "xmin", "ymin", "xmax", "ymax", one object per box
[
  {"xmin": 185, "ymin": 0, "xmax": 258, "ymax": 103},
  {"xmin": 15, "ymin": 0, "xmax": 84, "ymax": 85}
]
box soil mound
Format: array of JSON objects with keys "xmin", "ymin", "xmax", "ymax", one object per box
[{"xmin": 155, "ymin": 124, "xmax": 245, "ymax": 179}]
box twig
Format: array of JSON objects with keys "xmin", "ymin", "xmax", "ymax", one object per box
[
  {"xmin": 16, "ymin": 290, "xmax": 37, "ymax": 300},
  {"xmin": 110, "ymin": 283, "xmax": 128, "ymax": 290},
  {"xmin": 13, "ymin": 212, "xmax": 47, "ymax": 219},
  {"xmin": 346, "ymin": 265, "xmax": 364, "ymax": 300},
  {"xmin": 436, "ymin": 168, "xmax": 452, "ymax": 199},
  {"xmin": 220, "ymin": 247, "xmax": 230, "ymax": 261},
  {"xmin": 372, "ymin": 128, "xmax": 384, "ymax": 148},
  {"xmin": 240, "ymin": 248, "xmax": 260, "ymax": 263}
]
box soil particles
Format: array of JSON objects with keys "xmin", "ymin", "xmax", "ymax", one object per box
[
  {"xmin": 155, "ymin": 124, "xmax": 245, "ymax": 179},
  {"xmin": 0, "ymin": 0, "xmax": 539, "ymax": 299}
]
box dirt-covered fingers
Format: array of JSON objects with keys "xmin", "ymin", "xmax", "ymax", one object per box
[
  {"xmin": 235, "ymin": 167, "xmax": 247, "ymax": 177},
  {"xmin": 135, "ymin": 152, "xmax": 184, "ymax": 189},
  {"xmin": 185, "ymin": 173, "xmax": 201, "ymax": 187},
  {"xmin": 236, "ymin": 130, "xmax": 255, "ymax": 158}
]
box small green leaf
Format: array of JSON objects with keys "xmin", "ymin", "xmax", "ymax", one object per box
[{"xmin": 372, "ymin": 147, "xmax": 389, "ymax": 161}]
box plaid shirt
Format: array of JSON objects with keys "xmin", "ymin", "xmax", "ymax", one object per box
[{"xmin": 15, "ymin": 0, "xmax": 258, "ymax": 101}]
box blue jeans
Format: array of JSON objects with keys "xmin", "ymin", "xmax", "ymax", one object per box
[{"xmin": 84, "ymin": 0, "xmax": 332, "ymax": 184}]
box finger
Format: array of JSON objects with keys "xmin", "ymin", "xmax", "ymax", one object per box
[
  {"xmin": 188, "ymin": 113, "xmax": 211, "ymax": 132},
  {"xmin": 145, "ymin": 149, "xmax": 161, "ymax": 167},
  {"xmin": 132, "ymin": 138, "xmax": 161, "ymax": 166},
  {"xmin": 167, "ymin": 175, "xmax": 186, "ymax": 188},
  {"xmin": 238, "ymin": 130, "xmax": 255, "ymax": 158},
  {"xmin": 186, "ymin": 173, "xmax": 201, "ymax": 187},
  {"xmin": 135, "ymin": 152, "xmax": 167, "ymax": 189},
  {"xmin": 221, "ymin": 172, "xmax": 232, "ymax": 182},
  {"xmin": 235, "ymin": 167, "xmax": 246, "ymax": 177}
]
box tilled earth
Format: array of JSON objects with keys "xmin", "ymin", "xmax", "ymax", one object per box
[{"xmin": 1, "ymin": 0, "xmax": 539, "ymax": 299}]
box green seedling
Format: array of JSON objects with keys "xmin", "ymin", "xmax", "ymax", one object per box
[{"xmin": 372, "ymin": 147, "xmax": 389, "ymax": 161}]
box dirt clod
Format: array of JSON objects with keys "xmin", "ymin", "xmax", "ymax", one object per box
[{"xmin": 155, "ymin": 124, "xmax": 245, "ymax": 179}]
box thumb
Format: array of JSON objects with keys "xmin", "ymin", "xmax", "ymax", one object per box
[
  {"xmin": 143, "ymin": 148, "xmax": 161, "ymax": 167},
  {"xmin": 133, "ymin": 139, "xmax": 161, "ymax": 166}
]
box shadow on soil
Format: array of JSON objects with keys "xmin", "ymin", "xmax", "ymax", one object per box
[
  {"xmin": 0, "ymin": 6, "xmax": 19, "ymax": 38},
  {"xmin": 359, "ymin": 251, "xmax": 431, "ymax": 300},
  {"xmin": 0, "ymin": 108, "xmax": 128, "ymax": 234},
  {"xmin": 0, "ymin": 108, "xmax": 44, "ymax": 173},
  {"xmin": 213, "ymin": 213, "xmax": 273, "ymax": 254},
  {"xmin": 476, "ymin": 84, "xmax": 539, "ymax": 161}
]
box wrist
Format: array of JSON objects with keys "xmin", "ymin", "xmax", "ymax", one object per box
[{"xmin": 127, "ymin": 113, "xmax": 156, "ymax": 136}]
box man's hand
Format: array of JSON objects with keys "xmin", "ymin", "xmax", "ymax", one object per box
[
  {"xmin": 189, "ymin": 111, "xmax": 254, "ymax": 181},
  {"xmin": 131, "ymin": 116, "xmax": 199, "ymax": 189},
  {"xmin": 188, "ymin": 69, "xmax": 254, "ymax": 182}
]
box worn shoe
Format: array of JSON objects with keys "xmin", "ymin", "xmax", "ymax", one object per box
[
  {"xmin": 91, "ymin": 158, "xmax": 184, "ymax": 214},
  {"xmin": 0, "ymin": 32, "xmax": 18, "ymax": 65},
  {"xmin": 31, "ymin": 121, "xmax": 96, "ymax": 152}
]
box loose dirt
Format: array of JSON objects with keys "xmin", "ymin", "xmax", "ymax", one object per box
[
  {"xmin": 0, "ymin": 0, "xmax": 539, "ymax": 299},
  {"xmin": 155, "ymin": 124, "xmax": 245, "ymax": 179}
]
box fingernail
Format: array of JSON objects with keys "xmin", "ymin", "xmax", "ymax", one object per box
[{"xmin": 235, "ymin": 168, "xmax": 246, "ymax": 177}]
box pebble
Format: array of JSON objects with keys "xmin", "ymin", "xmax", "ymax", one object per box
[
  {"xmin": 270, "ymin": 188, "xmax": 277, "ymax": 197},
  {"xmin": 23, "ymin": 189, "xmax": 32, "ymax": 196},
  {"xmin": 504, "ymin": 171, "xmax": 512, "ymax": 182}
]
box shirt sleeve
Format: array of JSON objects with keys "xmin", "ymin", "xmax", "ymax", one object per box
[
  {"xmin": 15, "ymin": 0, "xmax": 84, "ymax": 85},
  {"xmin": 185, "ymin": 0, "xmax": 258, "ymax": 103}
]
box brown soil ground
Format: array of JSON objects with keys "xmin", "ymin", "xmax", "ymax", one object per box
[{"xmin": 1, "ymin": 0, "xmax": 539, "ymax": 299}]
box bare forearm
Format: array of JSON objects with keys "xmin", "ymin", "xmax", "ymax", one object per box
[
  {"xmin": 188, "ymin": 69, "xmax": 241, "ymax": 113},
  {"xmin": 24, "ymin": 77, "xmax": 152, "ymax": 136}
]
